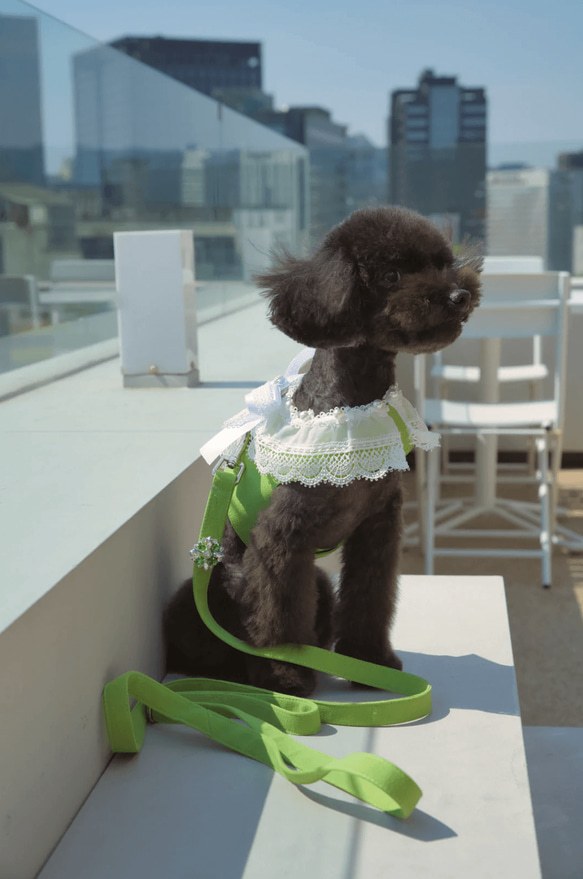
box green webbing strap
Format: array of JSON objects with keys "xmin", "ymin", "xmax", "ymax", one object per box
[
  {"xmin": 103, "ymin": 439, "xmax": 432, "ymax": 820},
  {"xmin": 386, "ymin": 401, "xmax": 413, "ymax": 456},
  {"xmin": 227, "ymin": 447, "xmax": 340, "ymax": 558}
]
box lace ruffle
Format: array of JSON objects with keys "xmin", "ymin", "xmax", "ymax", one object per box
[
  {"xmin": 248, "ymin": 435, "xmax": 411, "ymax": 486},
  {"xmin": 243, "ymin": 382, "xmax": 439, "ymax": 487}
]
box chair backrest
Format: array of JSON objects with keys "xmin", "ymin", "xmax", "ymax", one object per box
[
  {"xmin": 483, "ymin": 256, "xmax": 544, "ymax": 274},
  {"xmin": 453, "ymin": 272, "xmax": 570, "ymax": 427},
  {"xmin": 462, "ymin": 273, "xmax": 569, "ymax": 339}
]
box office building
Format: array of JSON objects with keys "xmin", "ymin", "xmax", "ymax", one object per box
[
  {"xmin": 345, "ymin": 135, "xmax": 388, "ymax": 212},
  {"xmin": 110, "ymin": 36, "xmax": 262, "ymax": 97},
  {"xmin": 548, "ymin": 150, "xmax": 583, "ymax": 271},
  {"xmin": 256, "ymin": 105, "xmax": 351, "ymax": 244},
  {"xmin": 388, "ymin": 69, "xmax": 486, "ymax": 242},
  {"xmin": 486, "ymin": 166, "xmax": 549, "ymax": 262},
  {"xmin": 0, "ymin": 13, "xmax": 44, "ymax": 186},
  {"xmin": 487, "ymin": 159, "xmax": 583, "ymax": 272},
  {"xmin": 558, "ymin": 150, "xmax": 583, "ymax": 172}
]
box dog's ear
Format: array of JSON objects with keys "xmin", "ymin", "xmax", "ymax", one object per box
[
  {"xmin": 454, "ymin": 239, "xmax": 483, "ymax": 274},
  {"xmin": 254, "ymin": 247, "xmax": 364, "ymax": 348}
]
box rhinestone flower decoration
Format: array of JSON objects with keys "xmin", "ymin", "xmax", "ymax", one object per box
[{"xmin": 189, "ymin": 536, "xmax": 225, "ymax": 570}]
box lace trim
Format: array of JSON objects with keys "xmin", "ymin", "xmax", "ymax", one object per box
[
  {"xmin": 220, "ymin": 377, "xmax": 439, "ymax": 487},
  {"xmin": 248, "ymin": 435, "xmax": 411, "ymax": 486},
  {"xmin": 284, "ymin": 377, "xmax": 391, "ymax": 421}
]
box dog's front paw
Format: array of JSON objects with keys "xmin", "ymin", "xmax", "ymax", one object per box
[{"xmin": 246, "ymin": 657, "xmax": 317, "ymax": 697}]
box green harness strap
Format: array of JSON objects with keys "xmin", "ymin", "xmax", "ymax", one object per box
[
  {"xmin": 228, "ymin": 447, "xmax": 341, "ymax": 557},
  {"xmin": 103, "ymin": 414, "xmax": 431, "ymax": 820}
]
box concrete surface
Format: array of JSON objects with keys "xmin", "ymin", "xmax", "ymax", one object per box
[{"xmin": 38, "ymin": 576, "xmax": 541, "ymax": 879}]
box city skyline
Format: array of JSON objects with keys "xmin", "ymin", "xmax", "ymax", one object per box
[{"xmin": 22, "ymin": 0, "xmax": 583, "ymax": 157}]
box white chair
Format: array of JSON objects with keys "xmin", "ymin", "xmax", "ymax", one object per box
[
  {"xmin": 482, "ymin": 256, "xmax": 545, "ymax": 272},
  {"xmin": 431, "ymin": 256, "xmax": 547, "ymax": 479},
  {"xmin": 416, "ymin": 271, "xmax": 582, "ymax": 589}
]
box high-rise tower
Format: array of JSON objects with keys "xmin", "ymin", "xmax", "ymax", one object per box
[{"xmin": 388, "ymin": 69, "xmax": 486, "ymax": 242}]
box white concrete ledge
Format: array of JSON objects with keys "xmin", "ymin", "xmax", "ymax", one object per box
[
  {"xmin": 0, "ymin": 337, "xmax": 119, "ymax": 402},
  {"xmin": 0, "ymin": 302, "xmax": 300, "ymax": 878}
]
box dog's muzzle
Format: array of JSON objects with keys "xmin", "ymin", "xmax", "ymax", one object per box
[{"xmin": 449, "ymin": 288, "xmax": 472, "ymax": 308}]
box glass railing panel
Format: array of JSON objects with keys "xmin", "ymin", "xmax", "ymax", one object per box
[
  {"xmin": 0, "ymin": 0, "xmax": 308, "ymax": 373},
  {"xmin": 0, "ymin": 310, "xmax": 118, "ymax": 373}
]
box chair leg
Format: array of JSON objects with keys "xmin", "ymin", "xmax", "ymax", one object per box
[
  {"xmin": 424, "ymin": 446, "xmax": 438, "ymax": 575},
  {"xmin": 537, "ymin": 436, "xmax": 552, "ymax": 589},
  {"xmin": 549, "ymin": 429, "xmax": 563, "ymax": 532},
  {"xmin": 441, "ymin": 435, "xmax": 450, "ymax": 477},
  {"xmin": 439, "ymin": 379, "xmax": 450, "ymax": 479},
  {"xmin": 526, "ymin": 437, "xmax": 537, "ymax": 476},
  {"xmin": 527, "ymin": 378, "xmax": 541, "ymax": 475},
  {"xmin": 415, "ymin": 449, "xmax": 427, "ymax": 553}
]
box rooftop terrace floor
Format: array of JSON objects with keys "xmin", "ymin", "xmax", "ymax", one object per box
[{"xmin": 399, "ymin": 470, "xmax": 583, "ymax": 728}]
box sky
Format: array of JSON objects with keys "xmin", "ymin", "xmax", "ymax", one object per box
[{"xmin": 19, "ymin": 0, "xmax": 583, "ymax": 155}]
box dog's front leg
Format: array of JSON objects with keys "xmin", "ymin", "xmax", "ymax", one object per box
[
  {"xmin": 334, "ymin": 488, "xmax": 403, "ymax": 671},
  {"xmin": 240, "ymin": 488, "xmax": 323, "ymax": 696}
]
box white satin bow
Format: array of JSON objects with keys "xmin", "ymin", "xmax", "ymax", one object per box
[{"xmin": 200, "ymin": 347, "xmax": 315, "ymax": 465}]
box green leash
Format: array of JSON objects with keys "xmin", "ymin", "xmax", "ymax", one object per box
[{"xmin": 103, "ymin": 451, "xmax": 432, "ymax": 820}]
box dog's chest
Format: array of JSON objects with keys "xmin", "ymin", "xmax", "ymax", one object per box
[{"xmin": 270, "ymin": 472, "xmax": 403, "ymax": 552}]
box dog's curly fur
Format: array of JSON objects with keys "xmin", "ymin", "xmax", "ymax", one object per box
[{"xmin": 164, "ymin": 206, "xmax": 482, "ymax": 696}]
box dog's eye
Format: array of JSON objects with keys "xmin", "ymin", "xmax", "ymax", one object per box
[{"xmin": 386, "ymin": 271, "xmax": 401, "ymax": 285}]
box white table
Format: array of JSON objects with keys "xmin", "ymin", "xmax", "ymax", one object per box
[{"xmin": 38, "ymin": 576, "xmax": 541, "ymax": 879}]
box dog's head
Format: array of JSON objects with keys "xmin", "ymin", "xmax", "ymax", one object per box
[{"xmin": 256, "ymin": 206, "xmax": 482, "ymax": 354}]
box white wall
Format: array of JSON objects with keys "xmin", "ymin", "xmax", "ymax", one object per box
[{"xmin": 0, "ymin": 458, "xmax": 211, "ymax": 879}]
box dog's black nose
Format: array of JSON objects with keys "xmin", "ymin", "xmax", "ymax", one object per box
[{"xmin": 449, "ymin": 288, "xmax": 471, "ymax": 308}]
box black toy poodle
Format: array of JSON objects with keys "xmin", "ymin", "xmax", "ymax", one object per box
[{"xmin": 164, "ymin": 206, "xmax": 482, "ymax": 697}]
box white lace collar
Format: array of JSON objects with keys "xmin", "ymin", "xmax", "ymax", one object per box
[
  {"xmin": 200, "ymin": 348, "xmax": 439, "ymax": 487},
  {"xmin": 247, "ymin": 376, "xmax": 438, "ymax": 487}
]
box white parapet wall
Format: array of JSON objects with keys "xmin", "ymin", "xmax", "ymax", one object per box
[
  {"xmin": 0, "ymin": 457, "xmax": 210, "ymax": 878},
  {"xmin": 0, "ymin": 300, "xmax": 301, "ymax": 879}
]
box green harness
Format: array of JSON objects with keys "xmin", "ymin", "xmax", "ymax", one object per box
[
  {"xmin": 228, "ymin": 400, "xmax": 413, "ymax": 556},
  {"xmin": 228, "ymin": 445, "xmax": 339, "ymax": 557},
  {"xmin": 103, "ymin": 428, "xmax": 432, "ymax": 820}
]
